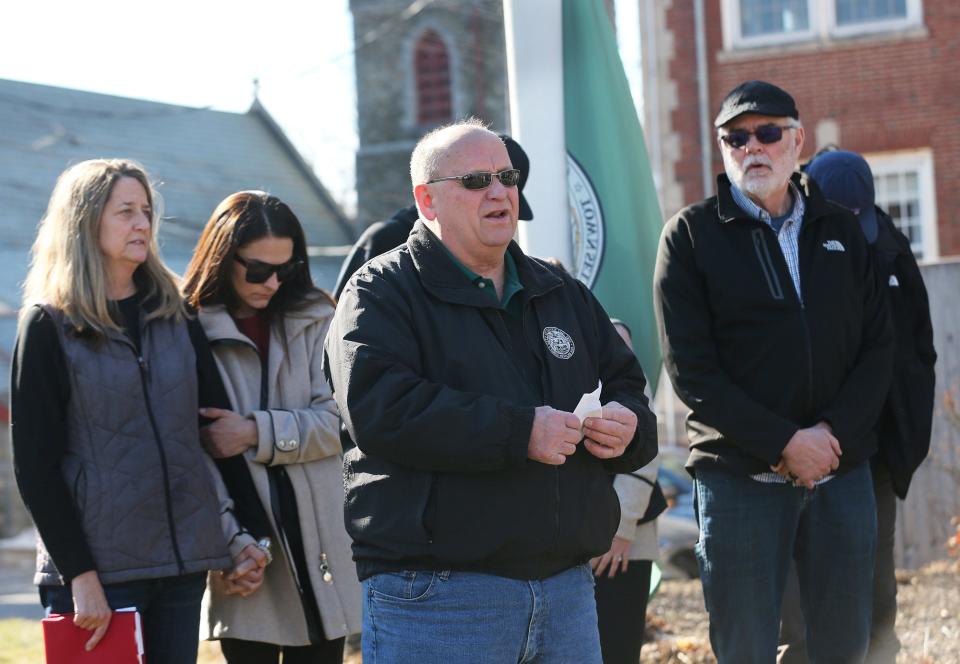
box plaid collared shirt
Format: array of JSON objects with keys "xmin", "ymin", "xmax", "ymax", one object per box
[
  {"xmin": 730, "ymin": 180, "xmax": 806, "ymax": 303},
  {"xmin": 729, "ymin": 180, "xmax": 833, "ymax": 486}
]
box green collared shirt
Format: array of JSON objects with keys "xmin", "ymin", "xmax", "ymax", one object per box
[{"xmin": 440, "ymin": 244, "xmax": 524, "ymax": 317}]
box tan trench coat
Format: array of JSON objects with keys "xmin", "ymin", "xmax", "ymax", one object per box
[{"xmin": 199, "ymin": 300, "xmax": 361, "ymax": 645}]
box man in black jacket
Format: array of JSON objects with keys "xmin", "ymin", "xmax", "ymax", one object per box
[
  {"xmin": 778, "ymin": 149, "xmax": 937, "ymax": 664},
  {"xmin": 331, "ymin": 135, "xmax": 534, "ymax": 300},
  {"xmin": 324, "ymin": 119, "xmax": 657, "ymax": 663},
  {"xmin": 653, "ymin": 81, "xmax": 894, "ymax": 663}
]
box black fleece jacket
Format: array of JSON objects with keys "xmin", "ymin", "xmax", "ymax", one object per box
[
  {"xmin": 653, "ymin": 173, "xmax": 894, "ymax": 476},
  {"xmin": 324, "ymin": 222, "xmax": 658, "ymax": 581}
]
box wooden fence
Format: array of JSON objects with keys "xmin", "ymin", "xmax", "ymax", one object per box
[{"xmin": 895, "ymin": 258, "xmax": 960, "ymax": 569}]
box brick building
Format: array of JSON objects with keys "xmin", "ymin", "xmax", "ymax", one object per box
[{"xmin": 641, "ymin": 0, "xmax": 960, "ymax": 260}]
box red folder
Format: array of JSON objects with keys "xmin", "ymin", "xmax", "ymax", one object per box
[{"xmin": 41, "ymin": 608, "xmax": 144, "ymax": 663}]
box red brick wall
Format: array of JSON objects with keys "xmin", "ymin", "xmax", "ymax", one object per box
[
  {"xmin": 665, "ymin": 1, "xmax": 709, "ymax": 212},
  {"xmin": 663, "ymin": 0, "xmax": 960, "ymax": 256}
]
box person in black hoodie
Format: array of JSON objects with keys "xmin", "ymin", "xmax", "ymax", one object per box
[
  {"xmin": 324, "ymin": 119, "xmax": 658, "ymax": 664},
  {"xmin": 777, "ymin": 149, "xmax": 937, "ymax": 664},
  {"xmin": 653, "ymin": 81, "xmax": 894, "ymax": 663}
]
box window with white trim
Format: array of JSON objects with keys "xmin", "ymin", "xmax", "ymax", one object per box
[
  {"xmin": 865, "ymin": 150, "xmax": 938, "ymax": 260},
  {"xmin": 721, "ymin": 0, "xmax": 923, "ymax": 50}
]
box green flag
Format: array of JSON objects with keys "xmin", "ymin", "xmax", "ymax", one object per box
[{"xmin": 563, "ymin": 0, "xmax": 663, "ymax": 388}]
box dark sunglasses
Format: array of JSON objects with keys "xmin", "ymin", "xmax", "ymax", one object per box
[
  {"xmin": 426, "ymin": 168, "xmax": 521, "ymax": 190},
  {"xmin": 234, "ymin": 255, "xmax": 303, "ymax": 284},
  {"xmin": 719, "ymin": 124, "xmax": 795, "ymax": 149}
]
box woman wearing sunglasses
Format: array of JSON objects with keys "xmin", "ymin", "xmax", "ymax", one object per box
[
  {"xmin": 183, "ymin": 191, "xmax": 360, "ymax": 664},
  {"xmin": 11, "ymin": 159, "xmax": 237, "ymax": 663}
]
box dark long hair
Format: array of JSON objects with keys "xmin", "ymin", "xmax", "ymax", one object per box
[{"xmin": 182, "ymin": 190, "xmax": 333, "ymax": 318}]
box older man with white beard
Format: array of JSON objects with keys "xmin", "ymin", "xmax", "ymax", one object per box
[{"xmin": 653, "ymin": 81, "xmax": 894, "ymax": 663}]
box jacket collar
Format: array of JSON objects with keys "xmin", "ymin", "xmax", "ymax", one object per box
[
  {"xmin": 199, "ymin": 299, "xmax": 331, "ymax": 346},
  {"xmin": 715, "ymin": 171, "xmax": 834, "ymax": 226},
  {"xmin": 407, "ymin": 220, "xmax": 563, "ymax": 307}
]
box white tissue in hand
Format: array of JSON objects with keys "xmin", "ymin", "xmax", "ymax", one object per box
[{"xmin": 573, "ymin": 380, "xmax": 603, "ymax": 432}]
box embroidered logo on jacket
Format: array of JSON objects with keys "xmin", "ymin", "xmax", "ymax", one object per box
[
  {"xmin": 889, "ymin": 275, "xmax": 900, "ymax": 287},
  {"xmin": 822, "ymin": 240, "xmax": 846, "ymax": 252},
  {"xmin": 542, "ymin": 327, "xmax": 575, "ymax": 360}
]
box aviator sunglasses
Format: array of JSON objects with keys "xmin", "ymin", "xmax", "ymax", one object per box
[
  {"xmin": 426, "ymin": 168, "xmax": 521, "ymax": 190},
  {"xmin": 719, "ymin": 124, "xmax": 795, "ymax": 149},
  {"xmin": 235, "ymin": 255, "xmax": 303, "ymax": 284}
]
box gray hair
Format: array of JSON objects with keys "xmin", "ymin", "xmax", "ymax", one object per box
[{"xmin": 409, "ymin": 117, "xmax": 493, "ymax": 188}]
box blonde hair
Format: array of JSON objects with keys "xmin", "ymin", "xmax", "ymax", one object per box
[{"xmin": 22, "ymin": 158, "xmax": 185, "ymax": 335}]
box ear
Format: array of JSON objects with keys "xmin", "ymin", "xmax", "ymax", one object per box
[
  {"xmin": 793, "ymin": 125, "xmax": 806, "ymax": 153},
  {"xmin": 413, "ymin": 184, "xmax": 438, "ymax": 221}
]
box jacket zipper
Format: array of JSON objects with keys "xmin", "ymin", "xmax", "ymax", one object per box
[
  {"xmin": 794, "ymin": 228, "xmax": 816, "ymax": 413},
  {"xmin": 761, "ymin": 222, "xmax": 816, "ymax": 412},
  {"xmin": 134, "ymin": 352, "xmax": 186, "ymax": 573},
  {"xmin": 521, "ymin": 297, "xmax": 562, "ymax": 548},
  {"xmin": 751, "ymin": 222, "xmax": 813, "ymax": 412}
]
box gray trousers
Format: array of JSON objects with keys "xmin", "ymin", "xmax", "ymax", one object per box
[{"xmin": 778, "ymin": 462, "xmax": 899, "ymax": 664}]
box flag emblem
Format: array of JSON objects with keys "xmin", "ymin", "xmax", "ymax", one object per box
[{"xmin": 568, "ymin": 153, "xmax": 605, "ymax": 288}]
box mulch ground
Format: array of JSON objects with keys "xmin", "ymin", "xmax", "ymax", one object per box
[{"xmin": 642, "ymin": 559, "xmax": 960, "ymax": 664}]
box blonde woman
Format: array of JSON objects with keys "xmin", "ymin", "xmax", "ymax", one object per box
[
  {"xmin": 11, "ymin": 159, "xmax": 258, "ymax": 664},
  {"xmin": 183, "ymin": 191, "xmax": 361, "ymax": 664}
]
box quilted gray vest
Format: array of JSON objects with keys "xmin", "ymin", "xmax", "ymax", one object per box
[{"xmin": 35, "ymin": 305, "xmax": 231, "ymax": 585}]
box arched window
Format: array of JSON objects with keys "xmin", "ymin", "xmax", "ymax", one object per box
[{"xmin": 414, "ymin": 30, "xmax": 452, "ymax": 126}]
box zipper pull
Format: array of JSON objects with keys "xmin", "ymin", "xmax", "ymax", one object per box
[
  {"xmin": 320, "ymin": 553, "xmax": 333, "ymax": 583},
  {"xmin": 137, "ymin": 356, "xmax": 149, "ymax": 380}
]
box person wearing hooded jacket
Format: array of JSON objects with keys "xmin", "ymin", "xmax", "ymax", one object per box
[{"xmin": 777, "ymin": 149, "xmax": 937, "ymax": 664}]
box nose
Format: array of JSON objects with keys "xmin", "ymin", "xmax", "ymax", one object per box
[
  {"xmin": 264, "ymin": 272, "xmax": 281, "ymax": 291},
  {"xmin": 134, "ymin": 211, "xmax": 151, "ymax": 230},
  {"xmin": 743, "ymin": 133, "xmax": 765, "ymax": 154},
  {"xmin": 486, "ymin": 177, "xmax": 508, "ymax": 200}
]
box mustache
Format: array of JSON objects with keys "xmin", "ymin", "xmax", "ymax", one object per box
[{"xmin": 742, "ymin": 155, "xmax": 772, "ymax": 170}]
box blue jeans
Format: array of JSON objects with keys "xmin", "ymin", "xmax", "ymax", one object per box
[
  {"xmin": 695, "ymin": 462, "xmax": 876, "ymax": 664},
  {"xmin": 40, "ymin": 572, "xmax": 207, "ymax": 664},
  {"xmin": 361, "ymin": 564, "xmax": 602, "ymax": 664}
]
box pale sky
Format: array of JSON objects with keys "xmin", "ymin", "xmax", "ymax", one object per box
[
  {"xmin": 2, "ymin": 1, "xmax": 646, "ymax": 219},
  {"xmin": 2, "ymin": 0, "xmax": 359, "ymax": 210}
]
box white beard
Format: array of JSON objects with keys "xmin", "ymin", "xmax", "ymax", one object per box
[{"xmin": 724, "ymin": 150, "xmax": 795, "ymax": 203}]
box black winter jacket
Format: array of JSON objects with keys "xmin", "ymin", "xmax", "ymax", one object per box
[
  {"xmin": 653, "ymin": 173, "xmax": 894, "ymax": 476},
  {"xmin": 869, "ymin": 208, "xmax": 937, "ymax": 498},
  {"xmin": 332, "ymin": 205, "xmax": 418, "ymax": 300},
  {"xmin": 324, "ymin": 222, "xmax": 658, "ymax": 581}
]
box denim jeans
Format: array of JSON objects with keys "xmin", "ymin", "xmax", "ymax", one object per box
[
  {"xmin": 777, "ymin": 461, "xmax": 900, "ymax": 664},
  {"xmin": 40, "ymin": 572, "xmax": 207, "ymax": 664},
  {"xmin": 361, "ymin": 563, "xmax": 602, "ymax": 664},
  {"xmin": 695, "ymin": 462, "xmax": 876, "ymax": 664}
]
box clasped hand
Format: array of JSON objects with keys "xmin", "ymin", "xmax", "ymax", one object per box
[
  {"xmin": 772, "ymin": 422, "xmax": 841, "ymax": 489},
  {"xmin": 527, "ymin": 402, "xmax": 637, "ymax": 465},
  {"xmin": 218, "ymin": 543, "xmax": 268, "ymax": 597}
]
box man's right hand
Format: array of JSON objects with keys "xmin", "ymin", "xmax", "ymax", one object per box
[
  {"xmin": 780, "ymin": 424, "xmax": 842, "ymax": 489},
  {"xmin": 528, "ymin": 406, "xmax": 582, "ymax": 465},
  {"xmin": 70, "ymin": 570, "xmax": 111, "ymax": 651}
]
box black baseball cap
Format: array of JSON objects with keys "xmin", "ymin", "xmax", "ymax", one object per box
[
  {"xmin": 499, "ymin": 134, "xmax": 534, "ymax": 221},
  {"xmin": 714, "ymin": 80, "xmax": 799, "ymax": 128}
]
